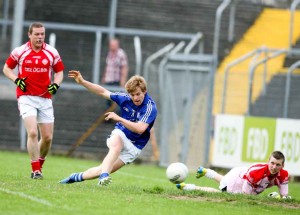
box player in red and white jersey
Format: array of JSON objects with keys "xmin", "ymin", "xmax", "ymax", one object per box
[
  {"xmin": 176, "ymin": 151, "xmax": 291, "ymax": 198},
  {"xmin": 2, "ymin": 22, "xmax": 64, "ymax": 179}
]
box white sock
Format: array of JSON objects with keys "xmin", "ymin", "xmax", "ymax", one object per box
[
  {"xmin": 205, "ymin": 169, "xmax": 217, "ymax": 180},
  {"xmin": 183, "ymin": 184, "xmax": 196, "ymax": 191}
]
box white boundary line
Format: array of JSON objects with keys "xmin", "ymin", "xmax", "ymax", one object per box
[{"xmin": 0, "ymin": 187, "xmax": 54, "ymax": 207}]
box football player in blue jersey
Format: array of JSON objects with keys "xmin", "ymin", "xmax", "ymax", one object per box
[{"xmin": 60, "ymin": 70, "xmax": 157, "ymax": 186}]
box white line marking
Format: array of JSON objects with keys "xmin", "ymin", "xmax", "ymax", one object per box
[{"xmin": 0, "ymin": 187, "xmax": 53, "ymax": 207}]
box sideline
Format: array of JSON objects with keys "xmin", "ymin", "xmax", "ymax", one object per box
[{"xmin": 0, "ymin": 187, "xmax": 54, "ymax": 207}]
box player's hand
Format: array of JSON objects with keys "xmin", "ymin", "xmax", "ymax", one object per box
[
  {"xmin": 14, "ymin": 77, "xmax": 27, "ymax": 92},
  {"xmin": 48, "ymin": 83, "xmax": 60, "ymax": 94},
  {"xmin": 68, "ymin": 70, "xmax": 84, "ymax": 84},
  {"xmin": 104, "ymin": 112, "xmax": 120, "ymax": 122}
]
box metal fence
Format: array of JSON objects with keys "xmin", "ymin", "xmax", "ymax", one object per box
[{"xmin": 1, "ymin": 0, "xmax": 300, "ymax": 167}]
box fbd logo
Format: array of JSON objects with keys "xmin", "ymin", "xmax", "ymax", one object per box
[
  {"xmin": 280, "ymin": 131, "xmax": 300, "ymax": 162},
  {"xmin": 245, "ymin": 128, "xmax": 269, "ymax": 160},
  {"xmin": 217, "ymin": 126, "xmax": 237, "ymax": 155},
  {"xmin": 242, "ymin": 117, "xmax": 276, "ymax": 162}
]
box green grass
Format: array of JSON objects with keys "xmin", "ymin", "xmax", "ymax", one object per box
[{"xmin": 0, "ymin": 150, "xmax": 299, "ymax": 215}]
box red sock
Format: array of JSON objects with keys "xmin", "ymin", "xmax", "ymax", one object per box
[
  {"xmin": 31, "ymin": 160, "xmax": 41, "ymax": 172},
  {"xmin": 39, "ymin": 157, "xmax": 46, "ymax": 170}
]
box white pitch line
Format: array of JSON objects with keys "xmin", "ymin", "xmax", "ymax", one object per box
[{"xmin": 0, "ymin": 187, "xmax": 53, "ymax": 207}]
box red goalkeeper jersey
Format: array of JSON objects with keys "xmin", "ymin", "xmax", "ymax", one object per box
[
  {"xmin": 243, "ymin": 163, "xmax": 289, "ymax": 196},
  {"xmin": 5, "ymin": 41, "xmax": 64, "ymax": 99}
]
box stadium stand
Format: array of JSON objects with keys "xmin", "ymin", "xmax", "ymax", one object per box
[
  {"xmin": 213, "ymin": 8, "xmax": 300, "ymax": 115},
  {"xmin": 251, "ymin": 73, "xmax": 300, "ymax": 118}
]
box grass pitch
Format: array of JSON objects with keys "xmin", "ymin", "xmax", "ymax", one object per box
[{"xmin": 0, "ymin": 150, "xmax": 299, "ymax": 215}]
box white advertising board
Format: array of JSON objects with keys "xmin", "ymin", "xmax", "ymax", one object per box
[
  {"xmin": 212, "ymin": 115, "xmax": 300, "ymax": 176},
  {"xmin": 212, "ymin": 114, "xmax": 244, "ymax": 167}
]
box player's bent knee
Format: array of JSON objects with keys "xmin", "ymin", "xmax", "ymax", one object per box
[{"xmin": 27, "ymin": 130, "xmax": 38, "ymax": 139}]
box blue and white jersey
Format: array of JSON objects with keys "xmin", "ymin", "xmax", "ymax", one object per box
[{"xmin": 110, "ymin": 92, "xmax": 157, "ymax": 150}]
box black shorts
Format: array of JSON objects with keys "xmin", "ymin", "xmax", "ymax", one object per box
[{"xmin": 221, "ymin": 186, "xmax": 227, "ymax": 192}]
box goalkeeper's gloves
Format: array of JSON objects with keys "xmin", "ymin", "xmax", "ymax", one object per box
[
  {"xmin": 48, "ymin": 83, "xmax": 60, "ymax": 95},
  {"xmin": 268, "ymin": 192, "xmax": 280, "ymax": 199},
  {"xmin": 268, "ymin": 192, "xmax": 292, "ymax": 199},
  {"xmin": 14, "ymin": 77, "xmax": 27, "ymax": 92}
]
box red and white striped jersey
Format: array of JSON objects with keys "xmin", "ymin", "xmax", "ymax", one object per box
[
  {"xmin": 5, "ymin": 41, "xmax": 64, "ymax": 98},
  {"xmin": 242, "ymin": 163, "xmax": 289, "ymax": 196}
]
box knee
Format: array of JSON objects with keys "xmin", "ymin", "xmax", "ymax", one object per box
[
  {"xmin": 107, "ymin": 141, "xmax": 123, "ymax": 154},
  {"xmin": 27, "ymin": 129, "xmax": 38, "ymax": 140},
  {"xmin": 42, "ymin": 134, "xmax": 53, "ymax": 144},
  {"xmin": 108, "ymin": 145, "xmax": 121, "ymax": 154}
]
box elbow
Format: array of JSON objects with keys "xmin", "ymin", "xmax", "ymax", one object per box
[
  {"xmin": 134, "ymin": 123, "xmax": 149, "ymax": 135},
  {"xmin": 135, "ymin": 129, "xmax": 145, "ymax": 135},
  {"xmin": 137, "ymin": 126, "xmax": 148, "ymax": 135}
]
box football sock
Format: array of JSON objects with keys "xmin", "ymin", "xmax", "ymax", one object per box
[
  {"xmin": 70, "ymin": 172, "xmax": 84, "ymax": 182},
  {"xmin": 205, "ymin": 169, "xmax": 218, "ymax": 180},
  {"xmin": 183, "ymin": 184, "xmax": 196, "ymax": 191},
  {"xmin": 31, "ymin": 160, "xmax": 41, "ymax": 172},
  {"xmin": 39, "ymin": 157, "xmax": 46, "ymax": 169},
  {"xmin": 176, "ymin": 183, "xmax": 196, "ymax": 191}
]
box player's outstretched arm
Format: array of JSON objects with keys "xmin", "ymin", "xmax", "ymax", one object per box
[{"xmin": 68, "ymin": 70, "xmax": 111, "ymax": 99}]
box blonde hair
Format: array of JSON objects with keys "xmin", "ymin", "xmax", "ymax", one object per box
[{"xmin": 125, "ymin": 75, "xmax": 147, "ymax": 94}]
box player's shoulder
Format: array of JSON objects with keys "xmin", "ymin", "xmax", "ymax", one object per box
[
  {"xmin": 12, "ymin": 42, "xmax": 30, "ymax": 54},
  {"xmin": 143, "ymin": 93, "xmax": 156, "ymax": 105},
  {"xmin": 246, "ymin": 163, "xmax": 267, "ymax": 176},
  {"xmin": 43, "ymin": 43, "xmax": 59, "ymax": 54},
  {"xmin": 142, "ymin": 95, "xmax": 157, "ymax": 116},
  {"xmin": 279, "ymin": 169, "xmax": 289, "ymax": 178}
]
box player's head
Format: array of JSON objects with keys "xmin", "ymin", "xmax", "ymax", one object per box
[
  {"xmin": 271, "ymin": 151, "xmax": 285, "ymax": 164},
  {"xmin": 28, "ymin": 22, "xmax": 45, "ymax": 50},
  {"xmin": 268, "ymin": 151, "xmax": 285, "ymax": 175},
  {"xmin": 125, "ymin": 75, "xmax": 147, "ymax": 106},
  {"xmin": 109, "ymin": 38, "xmax": 120, "ymax": 52}
]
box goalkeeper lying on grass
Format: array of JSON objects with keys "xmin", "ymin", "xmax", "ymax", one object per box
[{"xmin": 177, "ymin": 151, "xmax": 291, "ymax": 199}]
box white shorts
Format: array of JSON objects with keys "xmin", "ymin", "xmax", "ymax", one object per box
[
  {"xmin": 18, "ymin": 96, "xmax": 54, "ymax": 123},
  {"xmin": 107, "ymin": 129, "xmax": 142, "ymax": 164},
  {"xmin": 219, "ymin": 167, "xmax": 248, "ymax": 193}
]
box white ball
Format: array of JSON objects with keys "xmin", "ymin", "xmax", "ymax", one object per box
[{"xmin": 166, "ymin": 162, "xmax": 188, "ymax": 184}]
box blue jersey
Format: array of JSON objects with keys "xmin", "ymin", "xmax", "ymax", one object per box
[{"xmin": 110, "ymin": 92, "xmax": 157, "ymax": 149}]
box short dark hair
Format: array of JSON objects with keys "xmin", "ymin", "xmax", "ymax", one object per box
[
  {"xmin": 271, "ymin": 151, "xmax": 285, "ymax": 164},
  {"xmin": 28, "ymin": 22, "xmax": 44, "ymax": 34}
]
